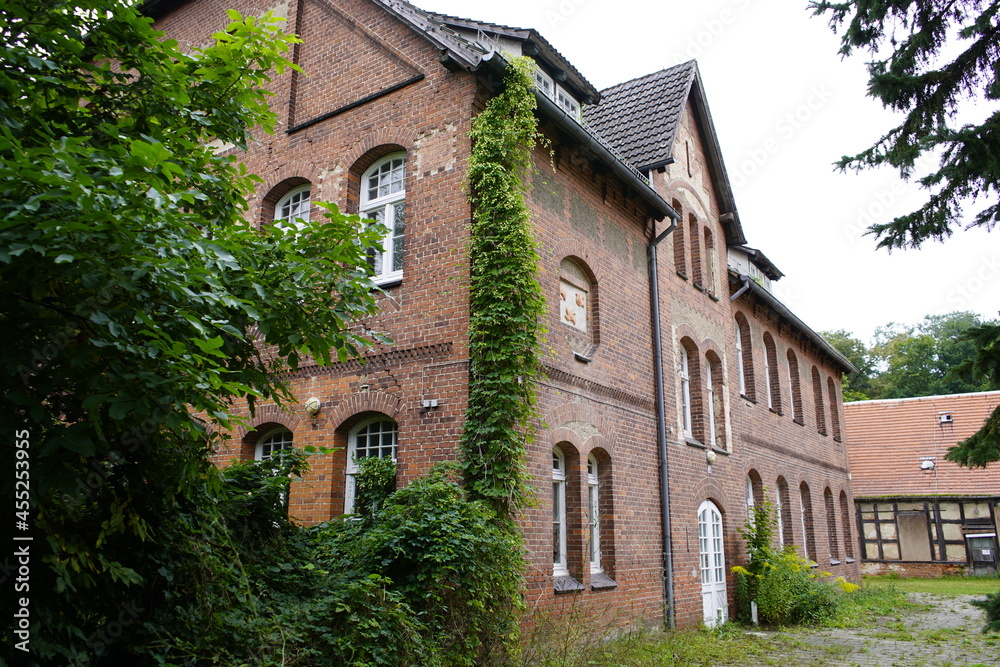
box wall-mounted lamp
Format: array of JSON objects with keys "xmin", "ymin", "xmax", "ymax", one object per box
[
  {"xmin": 706, "ymin": 450, "xmax": 717, "ymax": 465},
  {"xmin": 304, "ymin": 397, "xmax": 321, "ymax": 418}
]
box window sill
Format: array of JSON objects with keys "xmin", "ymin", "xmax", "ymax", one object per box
[
  {"xmin": 554, "ymin": 574, "xmax": 585, "ymax": 593},
  {"xmin": 846, "ymin": 557, "xmax": 856, "ymax": 564},
  {"xmin": 768, "ymin": 407, "xmax": 782, "ymax": 416},
  {"xmin": 685, "ymin": 436, "xmax": 705, "ymax": 449},
  {"xmin": 676, "ymin": 270, "xmax": 688, "ymax": 281},
  {"xmin": 711, "ymin": 446, "xmax": 730, "ymax": 457},
  {"xmin": 830, "ymin": 558, "xmax": 842, "ymax": 566},
  {"xmin": 740, "ymin": 394, "xmax": 756, "ymax": 405},
  {"xmin": 793, "ymin": 418, "xmax": 805, "ymax": 427},
  {"xmin": 706, "ymin": 291, "xmax": 720, "ymax": 302},
  {"xmin": 590, "ymin": 572, "xmax": 617, "ymax": 590},
  {"xmin": 833, "ymin": 436, "xmax": 843, "ymax": 443},
  {"xmin": 374, "ymin": 277, "xmax": 403, "ymax": 290}
]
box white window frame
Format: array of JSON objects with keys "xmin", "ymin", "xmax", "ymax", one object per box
[
  {"xmin": 587, "ymin": 454, "xmax": 601, "ymax": 574},
  {"xmin": 553, "ymin": 447, "xmax": 569, "ymax": 576},
  {"xmin": 274, "ymin": 184, "xmax": 311, "ymax": 229},
  {"xmin": 361, "ymin": 154, "xmax": 406, "ymax": 285},
  {"xmin": 706, "ymin": 359, "xmax": 717, "ymax": 447},
  {"xmin": 255, "ymin": 427, "xmax": 293, "ymax": 461},
  {"xmin": 763, "ymin": 338, "xmax": 773, "ymax": 410},
  {"xmin": 776, "ymin": 484, "xmax": 786, "ymax": 548},
  {"xmin": 345, "ymin": 417, "xmax": 398, "ymax": 514},
  {"xmin": 787, "ymin": 352, "xmax": 799, "ymax": 422},
  {"xmin": 735, "ymin": 321, "xmax": 747, "ymax": 396},
  {"xmin": 532, "ymin": 66, "xmax": 581, "ymax": 120},
  {"xmin": 680, "ymin": 347, "xmax": 692, "ymax": 437}
]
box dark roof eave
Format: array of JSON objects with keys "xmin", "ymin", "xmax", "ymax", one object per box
[
  {"xmin": 733, "ymin": 271, "xmax": 859, "ymax": 374},
  {"xmin": 478, "ymin": 52, "xmax": 675, "ymax": 222}
]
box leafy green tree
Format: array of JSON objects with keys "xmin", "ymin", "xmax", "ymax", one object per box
[
  {"xmin": 821, "ymin": 329, "xmax": 874, "ymax": 401},
  {"xmin": 810, "ymin": 0, "xmax": 1000, "ymax": 250},
  {"xmin": 1, "ymin": 1, "xmax": 386, "ymax": 661},
  {"xmin": 868, "ymin": 312, "xmax": 993, "ymax": 398}
]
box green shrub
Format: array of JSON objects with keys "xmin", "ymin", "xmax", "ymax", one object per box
[
  {"xmin": 971, "ymin": 590, "xmax": 1000, "ymax": 633},
  {"xmin": 733, "ymin": 497, "xmax": 844, "ymax": 626}
]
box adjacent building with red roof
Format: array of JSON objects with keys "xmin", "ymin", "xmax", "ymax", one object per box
[{"xmin": 845, "ymin": 392, "xmax": 1000, "ymax": 576}]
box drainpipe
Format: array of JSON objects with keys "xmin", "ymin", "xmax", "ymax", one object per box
[
  {"xmin": 730, "ymin": 273, "xmax": 751, "ymax": 302},
  {"xmin": 648, "ymin": 203, "xmax": 679, "ymax": 628}
]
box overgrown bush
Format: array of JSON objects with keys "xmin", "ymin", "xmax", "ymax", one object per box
[
  {"xmin": 733, "ymin": 497, "xmax": 848, "ymax": 626},
  {"xmin": 971, "ymin": 590, "xmax": 1000, "ymax": 633}
]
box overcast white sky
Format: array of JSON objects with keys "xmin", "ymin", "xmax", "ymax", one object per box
[{"xmin": 420, "ymin": 0, "xmax": 998, "ymax": 342}]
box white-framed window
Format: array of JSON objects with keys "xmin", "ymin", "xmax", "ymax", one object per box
[
  {"xmin": 532, "ymin": 66, "xmax": 581, "ymax": 120},
  {"xmin": 587, "ymin": 454, "xmax": 601, "ymax": 574},
  {"xmin": 274, "ymin": 185, "xmax": 311, "ymax": 229},
  {"xmin": 553, "ymin": 447, "xmax": 568, "ymax": 576},
  {"xmin": 361, "ymin": 154, "xmax": 406, "ymax": 285},
  {"xmin": 775, "ymin": 484, "xmax": 786, "ymax": 548},
  {"xmin": 706, "ymin": 358, "xmax": 717, "ymax": 447},
  {"xmin": 763, "ymin": 338, "xmax": 773, "ymax": 410},
  {"xmin": 345, "ymin": 417, "xmax": 398, "ymax": 514},
  {"xmin": 255, "ymin": 428, "xmax": 293, "ymax": 461},
  {"xmin": 680, "ymin": 347, "xmax": 692, "ymax": 437},
  {"xmin": 735, "ymin": 320, "xmax": 747, "ymax": 396}
]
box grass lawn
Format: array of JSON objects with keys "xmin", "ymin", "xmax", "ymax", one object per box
[{"xmin": 863, "ymin": 574, "xmax": 1000, "ymax": 595}]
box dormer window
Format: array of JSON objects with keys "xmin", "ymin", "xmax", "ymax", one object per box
[{"xmin": 533, "ymin": 66, "xmax": 581, "ymax": 120}]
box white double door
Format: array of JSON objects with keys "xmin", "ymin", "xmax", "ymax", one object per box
[{"xmin": 698, "ymin": 499, "xmax": 728, "ymax": 626}]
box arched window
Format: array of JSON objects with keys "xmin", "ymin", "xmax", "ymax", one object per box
[
  {"xmin": 763, "ymin": 332, "xmax": 781, "ymax": 412},
  {"xmin": 559, "ymin": 257, "xmax": 599, "ymax": 359},
  {"xmin": 587, "ymin": 454, "xmax": 601, "ymax": 574},
  {"xmin": 553, "ymin": 447, "xmax": 568, "ymax": 576},
  {"xmin": 689, "ymin": 214, "xmax": 703, "ymax": 287},
  {"xmin": 828, "ymin": 376, "xmax": 843, "ymax": 441},
  {"xmin": 824, "ymin": 487, "xmax": 841, "ymax": 562},
  {"xmin": 361, "ymin": 154, "xmax": 406, "ymax": 284},
  {"xmin": 776, "ymin": 477, "xmax": 793, "ymax": 548},
  {"xmin": 672, "ymin": 200, "xmax": 687, "ymax": 278},
  {"xmin": 345, "ymin": 417, "xmax": 398, "ymax": 514},
  {"xmin": 787, "ymin": 349, "xmax": 803, "ymax": 424},
  {"xmin": 274, "ymin": 184, "xmax": 311, "ymax": 228},
  {"xmin": 706, "ymin": 352, "xmax": 726, "ymax": 449},
  {"xmin": 745, "ymin": 471, "xmax": 763, "ymax": 525},
  {"xmin": 680, "ymin": 344, "xmax": 695, "ymax": 438},
  {"xmin": 255, "ymin": 427, "xmax": 293, "ymax": 460},
  {"xmin": 734, "ymin": 314, "xmax": 755, "ymax": 400},
  {"xmin": 839, "ymin": 491, "xmax": 855, "ymax": 560},
  {"xmin": 704, "ymin": 227, "xmax": 717, "ymax": 297},
  {"xmin": 800, "ymin": 482, "xmax": 817, "ymax": 563},
  {"xmin": 812, "ymin": 366, "xmax": 827, "ymax": 435}
]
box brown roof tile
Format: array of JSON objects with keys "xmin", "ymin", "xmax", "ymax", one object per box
[{"xmin": 844, "ymin": 392, "xmax": 1000, "ymax": 498}]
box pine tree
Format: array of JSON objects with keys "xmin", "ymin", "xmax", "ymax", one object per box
[
  {"xmin": 812, "ymin": 1, "xmax": 1000, "ymax": 467},
  {"xmin": 810, "ymin": 0, "xmax": 1000, "ymax": 250}
]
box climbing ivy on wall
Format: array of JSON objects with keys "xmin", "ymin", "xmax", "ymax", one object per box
[{"xmin": 462, "ymin": 56, "xmax": 546, "ymax": 521}]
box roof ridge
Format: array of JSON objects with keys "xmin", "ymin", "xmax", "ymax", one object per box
[
  {"xmin": 597, "ymin": 60, "xmax": 697, "ymax": 96},
  {"xmin": 844, "ymin": 390, "xmax": 1000, "ymax": 406}
]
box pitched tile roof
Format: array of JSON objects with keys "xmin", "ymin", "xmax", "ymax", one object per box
[
  {"xmin": 845, "ymin": 391, "xmax": 1000, "ymax": 498},
  {"xmin": 582, "ymin": 61, "xmax": 697, "ymax": 172}
]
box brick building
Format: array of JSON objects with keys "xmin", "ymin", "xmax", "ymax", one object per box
[
  {"xmin": 846, "ymin": 392, "xmax": 1000, "ymax": 577},
  {"xmin": 146, "ymin": 0, "xmax": 860, "ymax": 629}
]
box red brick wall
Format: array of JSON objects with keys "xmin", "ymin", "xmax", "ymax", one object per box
[{"xmin": 153, "ymin": 0, "xmax": 859, "ymax": 634}]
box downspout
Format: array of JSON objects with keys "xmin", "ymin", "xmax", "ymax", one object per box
[
  {"xmin": 648, "ymin": 201, "xmax": 679, "ymax": 628},
  {"xmin": 730, "ymin": 273, "xmax": 751, "ymax": 302}
]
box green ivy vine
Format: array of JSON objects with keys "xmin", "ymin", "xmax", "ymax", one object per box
[{"xmin": 461, "ymin": 56, "xmax": 546, "ymax": 522}]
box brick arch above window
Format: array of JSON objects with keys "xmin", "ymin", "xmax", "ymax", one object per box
[
  {"xmin": 236, "ymin": 404, "xmax": 301, "ymax": 442},
  {"xmin": 327, "ymin": 391, "xmax": 404, "ymax": 431},
  {"xmin": 545, "ymin": 401, "xmax": 619, "ymax": 452},
  {"xmin": 258, "ymin": 175, "xmax": 313, "ymax": 227}
]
